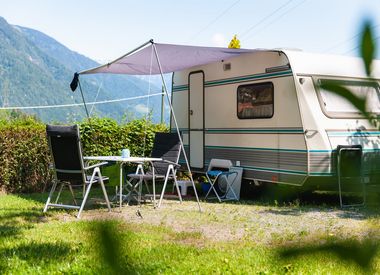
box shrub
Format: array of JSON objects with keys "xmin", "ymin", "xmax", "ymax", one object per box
[
  {"xmin": 0, "ymin": 117, "xmax": 52, "ymax": 193},
  {"xmin": 0, "ymin": 115, "xmax": 168, "ymax": 193},
  {"xmin": 79, "ymin": 117, "xmax": 168, "ymax": 157}
]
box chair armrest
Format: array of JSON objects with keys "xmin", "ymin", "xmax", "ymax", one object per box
[
  {"xmin": 161, "ymin": 160, "xmax": 181, "ymax": 168},
  {"xmin": 84, "ymin": 162, "xmax": 108, "ymax": 170},
  {"xmin": 207, "ymin": 170, "xmax": 237, "ymax": 177}
]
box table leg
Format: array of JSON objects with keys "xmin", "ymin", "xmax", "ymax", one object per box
[
  {"xmin": 119, "ymin": 162, "xmax": 123, "ymax": 212},
  {"xmin": 151, "ymin": 161, "xmax": 156, "ymax": 208}
]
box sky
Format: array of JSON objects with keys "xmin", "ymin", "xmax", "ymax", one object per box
[{"xmin": 0, "ymin": 0, "xmax": 379, "ymax": 63}]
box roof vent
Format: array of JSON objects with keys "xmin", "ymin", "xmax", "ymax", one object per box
[{"xmin": 265, "ymin": 64, "xmax": 290, "ymax": 73}]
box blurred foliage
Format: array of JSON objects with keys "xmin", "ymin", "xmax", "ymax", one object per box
[
  {"xmin": 361, "ymin": 21, "xmax": 376, "ymax": 77},
  {"xmin": 287, "ymin": 18, "xmax": 380, "ymax": 271},
  {"xmin": 319, "ymin": 20, "xmax": 379, "ymax": 129},
  {"xmin": 319, "ymin": 81, "xmax": 368, "ymax": 117},
  {"xmin": 0, "ymin": 112, "xmax": 168, "ymax": 193},
  {"xmin": 93, "ymin": 222, "xmax": 129, "ymax": 274}
]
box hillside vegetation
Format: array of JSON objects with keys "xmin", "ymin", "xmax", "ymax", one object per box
[{"xmin": 0, "ymin": 16, "xmax": 166, "ymax": 122}]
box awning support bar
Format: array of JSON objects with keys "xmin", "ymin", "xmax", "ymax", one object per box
[
  {"xmin": 78, "ymin": 39, "xmax": 154, "ymax": 75},
  {"xmin": 152, "ymin": 43, "xmax": 202, "ymax": 212}
]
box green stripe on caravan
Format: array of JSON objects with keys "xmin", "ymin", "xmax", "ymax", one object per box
[
  {"xmin": 172, "ymin": 70, "xmax": 293, "ymax": 92},
  {"xmin": 327, "ymin": 131, "xmax": 380, "ymax": 137},
  {"xmin": 204, "ymin": 145, "xmax": 375, "ymax": 154},
  {"xmin": 205, "ymin": 145, "xmax": 307, "ymax": 153},
  {"xmin": 178, "ymin": 160, "xmax": 333, "ymax": 176},
  {"xmin": 201, "ymin": 162, "xmax": 308, "ymax": 175},
  {"xmin": 205, "ymin": 128, "xmax": 304, "ymax": 134}
]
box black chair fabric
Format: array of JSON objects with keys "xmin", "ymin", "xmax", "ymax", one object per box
[
  {"xmin": 46, "ymin": 125, "xmax": 83, "ymax": 181},
  {"xmin": 128, "ymin": 133, "xmax": 181, "ymax": 179},
  {"xmin": 337, "ymin": 145, "xmax": 362, "ymax": 177},
  {"xmin": 44, "ymin": 124, "xmax": 111, "ymax": 218},
  {"xmin": 150, "ymin": 133, "xmax": 181, "ymax": 175}
]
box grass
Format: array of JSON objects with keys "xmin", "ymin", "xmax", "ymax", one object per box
[{"xmin": 0, "ymin": 190, "xmax": 380, "ymax": 274}]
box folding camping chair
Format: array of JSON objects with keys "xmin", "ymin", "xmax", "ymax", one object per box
[
  {"xmin": 337, "ymin": 145, "xmax": 365, "ymax": 207},
  {"xmin": 127, "ymin": 132, "xmax": 183, "ymax": 208},
  {"xmin": 204, "ymin": 159, "xmax": 239, "ymax": 202},
  {"xmin": 43, "ymin": 125, "xmax": 111, "ymax": 218}
]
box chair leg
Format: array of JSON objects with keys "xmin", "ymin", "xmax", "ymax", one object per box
[
  {"xmin": 43, "ymin": 180, "xmax": 58, "ymax": 213},
  {"xmin": 138, "ymin": 177, "xmax": 143, "ymax": 206},
  {"xmin": 204, "ymin": 174, "xmax": 222, "ymax": 202},
  {"xmin": 204, "ymin": 174, "xmax": 214, "ymax": 199},
  {"xmin": 135, "ymin": 165, "xmax": 144, "ymax": 204},
  {"xmin": 143, "ymin": 179, "xmax": 150, "ymax": 195},
  {"xmin": 224, "ymin": 172, "xmax": 238, "ymax": 201},
  {"xmin": 158, "ymin": 166, "xmax": 172, "ymax": 208},
  {"xmin": 55, "ymin": 182, "xmax": 64, "ymax": 204},
  {"xmin": 68, "ymin": 184, "xmax": 78, "ymax": 206},
  {"xmin": 83, "ymin": 184, "xmax": 86, "ymax": 198},
  {"xmin": 96, "ymin": 168, "xmax": 111, "ymax": 212},
  {"xmin": 173, "ymin": 171, "xmax": 182, "ymax": 203},
  {"xmin": 136, "ymin": 164, "xmax": 150, "ymax": 194},
  {"xmin": 77, "ymin": 171, "xmax": 96, "ymax": 219}
]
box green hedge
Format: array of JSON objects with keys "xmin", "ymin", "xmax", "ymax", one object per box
[
  {"xmin": 79, "ymin": 117, "xmax": 168, "ymax": 157},
  {"xmin": 0, "ymin": 116, "xmax": 168, "ymax": 193},
  {"xmin": 0, "ymin": 117, "xmax": 51, "ymax": 193}
]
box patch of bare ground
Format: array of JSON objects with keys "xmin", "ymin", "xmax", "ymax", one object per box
[{"xmin": 52, "ymin": 198, "xmax": 380, "ymax": 246}]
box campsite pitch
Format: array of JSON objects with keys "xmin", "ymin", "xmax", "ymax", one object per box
[{"xmin": 0, "ymin": 192, "xmax": 379, "ymax": 274}]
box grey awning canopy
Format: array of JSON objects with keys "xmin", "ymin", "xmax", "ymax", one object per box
[
  {"xmin": 72, "ymin": 40, "xmax": 258, "ymax": 213},
  {"xmin": 78, "ymin": 40, "xmax": 256, "ymax": 75}
]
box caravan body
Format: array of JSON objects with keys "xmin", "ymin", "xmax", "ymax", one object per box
[{"xmin": 171, "ymin": 50, "xmax": 380, "ymax": 189}]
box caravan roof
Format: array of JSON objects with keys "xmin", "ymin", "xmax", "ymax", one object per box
[
  {"xmin": 282, "ymin": 50, "xmax": 380, "ymax": 79},
  {"xmin": 77, "ymin": 40, "xmax": 380, "ymax": 80}
]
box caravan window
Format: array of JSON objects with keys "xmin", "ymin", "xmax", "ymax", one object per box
[
  {"xmin": 237, "ymin": 82, "xmax": 274, "ymax": 119},
  {"xmin": 317, "ymin": 79, "xmax": 380, "ymax": 118}
]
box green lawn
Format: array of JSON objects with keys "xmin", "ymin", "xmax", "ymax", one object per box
[{"xmin": 0, "ymin": 192, "xmax": 379, "ymax": 274}]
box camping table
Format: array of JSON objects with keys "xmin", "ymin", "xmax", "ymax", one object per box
[{"xmin": 84, "ymin": 156, "xmax": 162, "ymax": 211}]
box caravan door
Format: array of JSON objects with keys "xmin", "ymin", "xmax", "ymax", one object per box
[{"xmin": 189, "ymin": 71, "xmax": 204, "ymax": 169}]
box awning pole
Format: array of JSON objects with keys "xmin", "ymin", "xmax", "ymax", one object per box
[
  {"xmin": 161, "ymin": 85, "xmax": 164, "ymax": 124},
  {"xmin": 152, "ymin": 43, "xmax": 202, "ymax": 212},
  {"xmin": 78, "ymin": 79, "xmax": 90, "ymax": 120},
  {"xmin": 78, "ymin": 39, "xmax": 154, "ymax": 75}
]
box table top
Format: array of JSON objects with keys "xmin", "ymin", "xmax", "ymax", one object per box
[{"xmin": 84, "ymin": 156, "xmax": 162, "ymax": 162}]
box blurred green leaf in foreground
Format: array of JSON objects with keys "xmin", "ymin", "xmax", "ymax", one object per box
[{"xmin": 283, "ymin": 18, "xmax": 380, "ymax": 271}]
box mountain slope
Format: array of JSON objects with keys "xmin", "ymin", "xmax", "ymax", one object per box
[
  {"xmin": 18, "ymin": 25, "xmax": 165, "ymax": 119},
  {"xmin": 0, "ymin": 17, "xmax": 165, "ymax": 122}
]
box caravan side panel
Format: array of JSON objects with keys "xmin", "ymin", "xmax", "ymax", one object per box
[{"xmin": 173, "ymin": 51, "xmax": 308, "ymax": 185}]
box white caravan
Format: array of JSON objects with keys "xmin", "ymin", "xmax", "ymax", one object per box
[{"xmin": 171, "ymin": 50, "xmax": 380, "ymax": 189}]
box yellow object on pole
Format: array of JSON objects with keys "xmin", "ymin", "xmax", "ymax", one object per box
[{"xmin": 228, "ymin": 35, "xmax": 241, "ymax": 49}]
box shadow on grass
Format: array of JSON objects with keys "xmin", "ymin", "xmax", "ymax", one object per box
[
  {"xmin": 0, "ymin": 208, "xmax": 47, "ymax": 240},
  {"xmin": 279, "ymin": 238, "xmax": 379, "ymax": 273},
  {"xmin": 0, "ymin": 225, "xmax": 22, "ymax": 238},
  {"xmin": 90, "ymin": 221, "xmax": 134, "ymax": 274},
  {"xmin": 0, "ymin": 242, "xmax": 71, "ymax": 262},
  {"xmin": 12, "ymin": 186, "xmax": 115, "ymax": 216},
  {"xmin": 0, "ymin": 242, "xmax": 72, "ymax": 272},
  {"xmin": 1, "ymin": 209, "xmax": 46, "ymax": 222},
  {"xmin": 15, "ymin": 192, "xmax": 48, "ymax": 204},
  {"xmin": 240, "ymin": 182, "xmax": 379, "ymax": 207}
]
